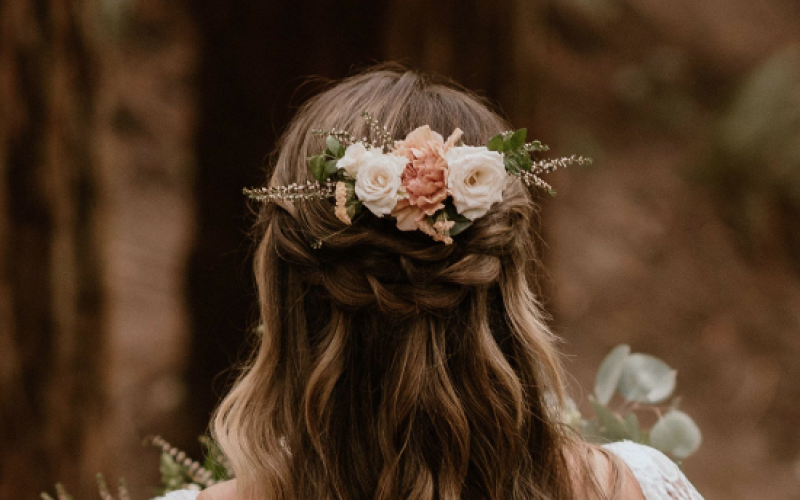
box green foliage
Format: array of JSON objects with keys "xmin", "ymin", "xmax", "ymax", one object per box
[
  {"xmin": 199, "ymin": 436, "xmax": 231, "ymax": 482},
  {"xmin": 444, "ymin": 203, "xmax": 473, "ymax": 236},
  {"xmin": 487, "ymin": 133, "xmax": 504, "ymax": 152},
  {"xmin": 308, "ymin": 134, "xmax": 347, "ymax": 182},
  {"xmin": 649, "ymin": 409, "xmax": 703, "ymax": 460},
  {"xmin": 617, "ymin": 353, "xmax": 676, "ymax": 404},
  {"xmin": 563, "ymin": 344, "xmax": 702, "ymax": 463},
  {"xmin": 486, "ymin": 129, "xmax": 537, "ymax": 175},
  {"xmin": 594, "ymin": 344, "xmax": 630, "ymax": 404},
  {"xmin": 152, "ymin": 435, "xmax": 230, "ymax": 494},
  {"xmin": 309, "ymin": 154, "xmax": 326, "ymax": 182}
]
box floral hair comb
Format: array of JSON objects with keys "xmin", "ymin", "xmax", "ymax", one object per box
[{"xmin": 244, "ymin": 112, "xmax": 590, "ymax": 245}]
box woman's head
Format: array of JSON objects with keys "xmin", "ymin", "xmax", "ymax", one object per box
[{"xmin": 213, "ymin": 67, "xmax": 602, "ymax": 500}]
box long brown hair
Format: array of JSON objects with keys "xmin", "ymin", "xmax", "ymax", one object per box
[{"xmin": 213, "ymin": 67, "xmax": 619, "ymax": 499}]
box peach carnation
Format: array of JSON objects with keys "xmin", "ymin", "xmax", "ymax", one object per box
[{"xmin": 391, "ymin": 126, "xmax": 463, "ymax": 227}]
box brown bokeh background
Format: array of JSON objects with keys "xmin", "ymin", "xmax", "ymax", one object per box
[{"xmin": 2, "ymin": 1, "xmax": 800, "ymax": 498}]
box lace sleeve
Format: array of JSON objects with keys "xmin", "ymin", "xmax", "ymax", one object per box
[
  {"xmin": 152, "ymin": 490, "xmax": 201, "ymax": 500},
  {"xmin": 603, "ymin": 441, "xmax": 704, "ymax": 500}
]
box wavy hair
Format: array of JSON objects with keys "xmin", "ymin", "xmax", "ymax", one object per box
[{"xmin": 213, "ymin": 67, "xmax": 622, "ymax": 499}]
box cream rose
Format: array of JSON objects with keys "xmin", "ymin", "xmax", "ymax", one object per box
[
  {"xmin": 355, "ymin": 153, "xmax": 407, "ymax": 217},
  {"xmin": 336, "ymin": 142, "xmax": 372, "ymax": 178},
  {"xmin": 445, "ymin": 146, "xmax": 507, "ymax": 219}
]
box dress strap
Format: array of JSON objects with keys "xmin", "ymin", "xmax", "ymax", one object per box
[{"xmin": 603, "ymin": 441, "xmax": 704, "ymax": 500}]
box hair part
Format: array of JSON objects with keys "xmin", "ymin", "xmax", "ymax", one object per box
[{"xmin": 213, "ymin": 66, "xmax": 624, "ymax": 500}]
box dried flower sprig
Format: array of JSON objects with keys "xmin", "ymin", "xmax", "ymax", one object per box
[
  {"xmin": 147, "ymin": 435, "xmax": 223, "ymax": 489},
  {"xmin": 530, "ymin": 155, "xmax": 592, "ymax": 175},
  {"xmin": 311, "ymin": 127, "xmax": 356, "ymax": 147},
  {"xmin": 360, "ymin": 110, "xmax": 394, "ymax": 152},
  {"xmin": 96, "ymin": 475, "xmax": 131, "ymax": 500},
  {"xmin": 40, "ymin": 484, "xmax": 72, "ymax": 500},
  {"xmin": 243, "ymin": 180, "xmax": 336, "ymax": 202}
]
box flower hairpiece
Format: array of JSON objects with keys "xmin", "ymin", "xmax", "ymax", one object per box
[{"xmin": 244, "ymin": 111, "xmax": 591, "ymax": 245}]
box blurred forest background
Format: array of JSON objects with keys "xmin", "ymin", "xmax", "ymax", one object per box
[{"xmin": 2, "ymin": 0, "xmax": 800, "ymax": 498}]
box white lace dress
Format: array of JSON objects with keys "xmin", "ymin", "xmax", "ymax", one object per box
[{"xmin": 156, "ymin": 441, "xmax": 703, "ymax": 500}]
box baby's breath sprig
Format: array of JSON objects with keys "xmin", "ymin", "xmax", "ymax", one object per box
[
  {"xmin": 243, "ymin": 181, "xmax": 336, "ymax": 202},
  {"xmin": 521, "ymin": 174, "xmax": 556, "ymax": 195},
  {"xmin": 312, "ymin": 127, "xmax": 356, "ymax": 147},
  {"xmin": 530, "ymin": 155, "xmax": 592, "ymax": 175},
  {"xmin": 524, "ymin": 140, "xmax": 550, "ymax": 153},
  {"xmin": 360, "ymin": 111, "xmax": 393, "ymax": 152}
]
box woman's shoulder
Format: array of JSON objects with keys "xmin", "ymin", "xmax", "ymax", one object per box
[{"xmin": 602, "ymin": 441, "xmax": 703, "ymax": 500}]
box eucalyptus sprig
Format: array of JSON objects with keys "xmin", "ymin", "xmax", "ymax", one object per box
[{"xmin": 562, "ymin": 344, "xmax": 703, "ymax": 464}]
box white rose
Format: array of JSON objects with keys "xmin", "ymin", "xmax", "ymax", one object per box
[
  {"xmin": 445, "ymin": 146, "xmax": 507, "ymax": 219},
  {"xmin": 354, "ymin": 153, "xmax": 407, "ymax": 217},
  {"xmin": 336, "ymin": 142, "xmax": 372, "ymax": 178}
]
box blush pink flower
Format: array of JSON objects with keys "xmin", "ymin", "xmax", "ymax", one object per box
[{"xmin": 391, "ymin": 126, "xmax": 463, "ymax": 227}]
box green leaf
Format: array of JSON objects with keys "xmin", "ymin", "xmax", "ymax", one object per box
[
  {"xmin": 445, "ymin": 202, "xmax": 471, "ymax": 222},
  {"xmin": 487, "ymin": 133, "xmax": 505, "ymax": 152},
  {"xmin": 346, "ymin": 199, "xmax": 363, "ymax": 219},
  {"xmin": 326, "ymin": 136, "xmax": 341, "ymax": 157},
  {"xmin": 159, "ymin": 453, "xmax": 186, "ymax": 492},
  {"xmin": 309, "ymin": 155, "xmax": 326, "ymax": 182},
  {"xmin": 618, "ymin": 353, "xmax": 677, "ymax": 404},
  {"xmin": 624, "ymin": 412, "xmax": 641, "ymax": 442},
  {"xmin": 649, "ymin": 410, "xmax": 702, "ymax": 459},
  {"xmin": 590, "ymin": 399, "xmax": 631, "ymax": 442},
  {"xmin": 504, "ymin": 156, "xmax": 521, "ymax": 175},
  {"xmin": 508, "ymin": 128, "xmax": 527, "ymax": 150},
  {"xmin": 200, "ymin": 436, "xmax": 231, "ymax": 481},
  {"xmin": 449, "ymin": 220, "xmax": 473, "ymax": 236},
  {"xmin": 517, "ymin": 153, "xmax": 533, "ymax": 172},
  {"xmin": 594, "ymin": 344, "xmax": 630, "ymax": 405},
  {"xmin": 324, "ymin": 159, "xmax": 339, "ymax": 178}
]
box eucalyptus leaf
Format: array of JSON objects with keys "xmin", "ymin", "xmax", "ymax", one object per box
[
  {"xmin": 618, "ymin": 353, "xmax": 677, "ymax": 404},
  {"xmin": 508, "ymin": 128, "xmax": 527, "ymax": 150},
  {"xmin": 449, "ymin": 220, "xmax": 473, "ymax": 236},
  {"xmin": 324, "ymin": 159, "xmax": 339, "ymax": 178},
  {"xmin": 649, "ymin": 410, "xmax": 702, "ymax": 459},
  {"xmin": 590, "ymin": 399, "xmax": 631, "ymax": 442},
  {"xmin": 309, "ymin": 155, "xmax": 326, "ymax": 182},
  {"xmin": 445, "ymin": 202, "xmax": 471, "ymax": 222},
  {"xmin": 326, "ymin": 136, "xmax": 341, "ymax": 157},
  {"xmin": 594, "ymin": 344, "xmax": 630, "ymax": 404},
  {"xmin": 487, "ymin": 134, "xmax": 505, "ymax": 152},
  {"xmin": 624, "ymin": 412, "xmax": 641, "ymax": 442}
]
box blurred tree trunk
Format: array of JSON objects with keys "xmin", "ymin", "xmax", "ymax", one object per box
[
  {"xmin": 0, "ymin": 1, "xmax": 105, "ymax": 497},
  {"xmin": 0, "ymin": 1, "xmax": 197, "ymax": 497}
]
